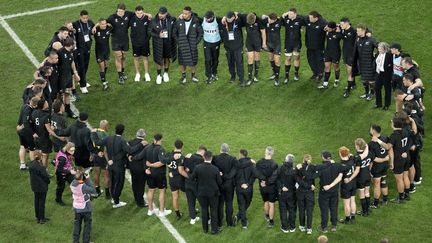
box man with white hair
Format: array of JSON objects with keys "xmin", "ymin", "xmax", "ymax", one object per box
[
  {"xmin": 256, "ymin": 146, "xmax": 279, "ymax": 227},
  {"xmin": 128, "ymin": 128, "xmax": 149, "ymax": 207},
  {"xmin": 212, "ymin": 143, "xmax": 237, "ymax": 227}
]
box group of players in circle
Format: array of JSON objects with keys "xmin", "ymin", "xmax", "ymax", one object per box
[{"xmin": 19, "ymin": 3, "xmax": 426, "ymax": 240}]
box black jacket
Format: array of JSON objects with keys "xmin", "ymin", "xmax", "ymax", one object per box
[
  {"xmin": 57, "ymin": 120, "xmax": 92, "ymax": 152},
  {"xmin": 29, "ymin": 160, "xmax": 50, "ymax": 192},
  {"xmin": 173, "ymin": 15, "xmax": 203, "ymax": 66},
  {"xmin": 221, "ymin": 16, "xmax": 245, "ymax": 50},
  {"xmin": 235, "ymin": 157, "xmax": 262, "ymax": 192},
  {"xmin": 191, "ymin": 162, "xmax": 222, "ymax": 197},
  {"xmin": 376, "ymin": 52, "xmax": 393, "ymax": 81},
  {"xmin": 256, "ymin": 158, "xmax": 278, "ymax": 187},
  {"xmin": 149, "ymin": 14, "xmax": 177, "ymax": 65},
  {"xmin": 128, "ymin": 138, "xmax": 146, "ymax": 172},
  {"xmin": 305, "ymin": 17, "xmax": 327, "ymax": 50},
  {"xmin": 270, "ymin": 162, "xmax": 296, "ymax": 195},
  {"xmin": 182, "ymin": 153, "xmax": 204, "ymax": 189},
  {"xmin": 212, "ymin": 153, "xmax": 237, "ymax": 188},
  {"xmin": 295, "ymin": 162, "xmax": 316, "ymax": 193},
  {"xmin": 352, "ymin": 36, "xmax": 377, "ymax": 80},
  {"xmin": 92, "ymin": 134, "xmax": 137, "ymax": 168}
]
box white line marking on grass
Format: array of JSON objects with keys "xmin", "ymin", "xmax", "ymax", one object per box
[
  {"xmin": 2, "ymin": 1, "xmax": 96, "ymax": 20},
  {"xmin": 0, "ymin": 16, "xmax": 39, "ymax": 67},
  {"xmin": 125, "ymin": 170, "xmax": 187, "ymax": 243}
]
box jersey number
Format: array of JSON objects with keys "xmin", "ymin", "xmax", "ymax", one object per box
[
  {"xmin": 35, "ymin": 118, "xmax": 40, "ymax": 126},
  {"xmin": 401, "ymin": 137, "xmax": 408, "ymax": 147},
  {"xmin": 361, "ymin": 158, "xmax": 371, "ymax": 168}
]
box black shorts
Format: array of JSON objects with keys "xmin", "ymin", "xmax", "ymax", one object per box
[
  {"xmin": 169, "ymin": 175, "xmax": 185, "ymax": 192},
  {"xmin": 132, "ymin": 43, "xmax": 150, "ymax": 57},
  {"xmin": 285, "ymin": 41, "xmax": 301, "ymax": 53},
  {"xmin": 35, "ymin": 137, "xmax": 52, "ymax": 154},
  {"xmin": 371, "ymin": 162, "xmax": 388, "ymax": 178},
  {"xmin": 393, "ymin": 158, "xmax": 409, "ymax": 174},
  {"xmin": 93, "ymin": 154, "xmax": 107, "ymax": 168},
  {"xmin": 343, "ymin": 52, "xmax": 353, "ymax": 66},
  {"xmin": 324, "ymin": 51, "xmax": 341, "ymax": 64},
  {"xmin": 340, "ymin": 184, "xmax": 356, "ymax": 199},
  {"xmin": 59, "ymin": 76, "xmax": 73, "ymax": 90},
  {"xmin": 259, "ymin": 186, "xmax": 277, "ymax": 203},
  {"xmin": 112, "ymin": 40, "xmax": 129, "ymax": 52},
  {"xmin": 18, "ymin": 132, "xmax": 35, "ymax": 151},
  {"xmin": 246, "ymin": 41, "xmax": 261, "ymax": 52},
  {"xmin": 357, "ymin": 177, "xmax": 371, "ymax": 189},
  {"xmin": 147, "ymin": 174, "xmax": 167, "ymax": 189},
  {"xmin": 96, "ymin": 49, "xmax": 110, "ymax": 63},
  {"xmin": 74, "ymin": 149, "xmax": 91, "ymax": 168},
  {"xmin": 267, "ymin": 43, "xmax": 281, "ymax": 55}
]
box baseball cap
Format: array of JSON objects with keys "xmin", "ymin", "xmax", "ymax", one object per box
[
  {"xmin": 226, "ymin": 11, "xmax": 235, "ymax": 18},
  {"xmin": 205, "ymin": 10, "xmax": 214, "ymax": 19}
]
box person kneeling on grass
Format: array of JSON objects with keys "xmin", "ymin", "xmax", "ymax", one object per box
[{"xmin": 71, "ymin": 169, "xmax": 96, "ymax": 243}]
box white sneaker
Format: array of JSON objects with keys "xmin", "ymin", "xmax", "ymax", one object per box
[
  {"xmin": 190, "ymin": 216, "xmax": 200, "ymax": 225},
  {"xmin": 307, "ymin": 228, "xmax": 312, "ymax": 235},
  {"xmin": 113, "ymin": 201, "xmax": 127, "ymax": 208},
  {"xmin": 156, "ymin": 75, "xmax": 163, "ymax": 85},
  {"xmin": 163, "ymin": 72, "xmax": 170, "ymax": 82},
  {"xmin": 144, "ymin": 73, "xmax": 151, "ymax": 82},
  {"xmin": 158, "ymin": 209, "xmax": 172, "ymax": 217},
  {"xmin": 147, "ymin": 208, "xmax": 159, "ymax": 216},
  {"xmin": 86, "ymin": 83, "xmax": 91, "ymax": 88},
  {"xmin": 19, "ymin": 163, "xmax": 27, "ymax": 170},
  {"xmin": 414, "ymin": 180, "xmax": 422, "ymax": 185},
  {"xmin": 134, "ymin": 73, "xmax": 141, "ymax": 82},
  {"xmin": 111, "ymin": 199, "xmax": 114, "ymax": 204},
  {"xmin": 80, "ymin": 87, "xmax": 89, "ymax": 94},
  {"xmin": 299, "ymin": 226, "xmax": 306, "ymax": 232}
]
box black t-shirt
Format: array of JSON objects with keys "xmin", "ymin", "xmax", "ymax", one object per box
[
  {"xmin": 245, "ymin": 17, "xmax": 264, "ymax": 44},
  {"xmin": 368, "ymin": 136, "xmax": 389, "ymax": 159},
  {"xmin": 107, "ymin": 11, "xmax": 133, "ymax": 41},
  {"xmin": 263, "ymin": 18, "xmax": 283, "ymax": 46},
  {"xmin": 341, "ymin": 26, "xmax": 356, "ymax": 56},
  {"xmin": 166, "ymin": 151, "xmax": 184, "ymax": 176},
  {"xmin": 130, "ymin": 15, "xmax": 151, "ymax": 44},
  {"xmin": 282, "ymin": 16, "xmax": 305, "ymax": 44},
  {"xmin": 389, "ymin": 129, "xmax": 410, "ymax": 162},
  {"xmin": 144, "ymin": 143, "xmax": 166, "ymax": 175},
  {"xmin": 325, "ymin": 31, "xmax": 342, "ymax": 53},
  {"xmin": 57, "ymin": 48, "xmax": 74, "ymax": 81},
  {"xmin": 94, "ymin": 26, "xmax": 112, "ymax": 51},
  {"xmin": 314, "ymin": 161, "xmax": 343, "ymax": 193},
  {"xmin": 354, "ymin": 152, "xmax": 374, "ymax": 180},
  {"xmin": 73, "ymin": 20, "xmax": 95, "ymax": 48},
  {"xmin": 31, "ymin": 109, "xmax": 50, "ymax": 138}
]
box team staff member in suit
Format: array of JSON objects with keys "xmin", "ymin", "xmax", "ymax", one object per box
[
  {"xmin": 221, "ymin": 11, "xmax": 247, "ymax": 86},
  {"xmin": 305, "ymin": 11, "xmax": 327, "ymax": 81},
  {"xmin": 29, "ymin": 151, "xmax": 50, "ymax": 224},
  {"xmin": 190, "ymin": 150, "xmax": 222, "ymax": 235},
  {"xmin": 149, "ymin": 7, "xmax": 176, "ymax": 84},
  {"xmin": 295, "ymin": 154, "xmax": 315, "ymax": 235},
  {"xmin": 281, "ymin": 8, "xmax": 305, "ymax": 83},
  {"xmin": 130, "ymin": 5, "xmax": 152, "ymax": 82},
  {"xmin": 73, "ymin": 10, "xmax": 94, "ymax": 94},
  {"xmin": 374, "ymin": 42, "xmax": 393, "ymax": 110},
  {"xmin": 178, "ymin": 145, "xmax": 206, "ymax": 224},
  {"xmin": 269, "ymin": 154, "xmax": 297, "ymax": 233},
  {"xmin": 91, "ymin": 120, "xmax": 110, "ymax": 198},
  {"xmin": 340, "ymin": 17, "xmax": 357, "ymax": 98},
  {"xmin": 212, "ymin": 143, "xmax": 237, "ymax": 227},
  {"xmin": 174, "ymin": 6, "xmax": 203, "ymax": 84},
  {"xmin": 234, "ymin": 149, "xmax": 262, "ymax": 229},
  {"xmin": 262, "ymin": 13, "xmax": 283, "ymax": 86},
  {"xmin": 318, "ymin": 21, "xmax": 342, "ymax": 89},
  {"xmin": 201, "ymin": 10, "xmax": 223, "ymax": 84},
  {"xmin": 256, "ymin": 146, "xmax": 278, "ymax": 227},
  {"xmin": 94, "ymin": 18, "xmax": 112, "ymax": 91},
  {"xmin": 128, "ymin": 129, "xmax": 149, "ymax": 207},
  {"xmin": 352, "ymin": 24, "xmax": 377, "ymax": 101},
  {"xmin": 164, "ymin": 139, "xmax": 185, "ymax": 219}
]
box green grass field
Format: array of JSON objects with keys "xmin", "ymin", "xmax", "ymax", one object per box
[{"xmin": 0, "ymin": 0, "xmax": 431, "ymax": 242}]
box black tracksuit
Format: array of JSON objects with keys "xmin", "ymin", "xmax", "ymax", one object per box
[
  {"xmin": 128, "ymin": 138, "xmax": 147, "ymax": 207},
  {"xmin": 191, "ymin": 162, "xmax": 222, "ymax": 233},
  {"xmin": 256, "ymin": 158, "xmax": 278, "ymax": 203},
  {"xmin": 312, "ymin": 161, "xmax": 343, "ymax": 229},
  {"xmin": 181, "ymin": 153, "xmax": 203, "ymax": 219},
  {"xmin": 235, "ymin": 157, "xmax": 262, "ymax": 227},
  {"xmin": 270, "ymin": 162, "xmax": 297, "ymax": 230},
  {"xmin": 73, "ymin": 20, "xmax": 94, "ymax": 88},
  {"xmin": 212, "ymin": 153, "xmax": 237, "ymax": 227},
  {"xmin": 29, "ymin": 159, "xmax": 50, "ymax": 221},
  {"xmin": 221, "ymin": 17, "xmax": 246, "ymax": 82},
  {"xmin": 296, "ymin": 162, "xmax": 315, "ymax": 229},
  {"xmin": 305, "ymin": 18, "xmax": 327, "ymax": 77}
]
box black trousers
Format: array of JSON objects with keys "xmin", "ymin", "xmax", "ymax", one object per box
[
  {"xmin": 76, "ymin": 47, "xmax": 91, "ymax": 87},
  {"xmin": 34, "ymin": 191, "xmax": 47, "ymax": 220},
  {"xmin": 306, "ymin": 49, "xmax": 324, "ymax": 76},
  {"xmin": 319, "ymin": 190, "xmax": 338, "ymax": 229},
  {"xmin": 130, "ymin": 168, "xmax": 146, "ymax": 206},
  {"xmin": 297, "ymin": 191, "xmax": 315, "ymax": 229},
  {"xmin": 236, "ymin": 189, "xmax": 253, "ymax": 227},
  {"xmin": 217, "ymin": 185, "xmax": 234, "ymax": 226},
  {"xmin": 73, "ymin": 211, "xmax": 92, "ymax": 243},
  {"xmin": 56, "ymin": 172, "xmax": 74, "ymax": 201},
  {"xmin": 186, "ymin": 186, "xmax": 198, "ymax": 219},
  {"xmin": 279, "ymin": 192, "xmax": 297, "ymax": 230},
  {"xmin": 109, "ymin": 165, "xmax": 125, "ymax": 204},
  {"xmin": 198, "ymin": 194, "xmax": 219, "ymax": 233},
  {"xmin": 375, "ymin": 72, "xmax": 392, "ymax": 107},
  {"xmin": 204, "ymin": 41, "xmax": 220, "ymax": 78},
  {"xmin": 225, "ymin": 47, "xmax": 244, "ymax": 82}
]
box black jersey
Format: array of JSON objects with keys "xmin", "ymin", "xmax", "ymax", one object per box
[
  {"xmin": 340, "ymin": 157, "xmax": 356, "ymax": 187},
  {"xmin": 129, "ymin": 15, "xmax": 151, "ymax": 44},
  {"xmin": 57, "ymin": 48, "xmax": 74, "ymax": 81},
  {"xmin": 368, "ymin": 136, "xmax": 389, "ymax": 159},
  {"xmin": 17, "ymin": 105, "xmax": 35, "ymax": 135},
  {"xmin": 94, "ymin": 26, "xmax": 112, "ymax": 52},
  {"xmin": 165, "ymin": 151, "xmax": 184, "ymax": 177},
  {"xmin": 50, "ymin": 113, "xmax": 67, "ymax": 131},
  {"xmin": 263, "ymin": 18, "xmax": 283, "ymax": 46},
  {"xmin": 305, "ymin": 18, "xmax": 327, "ymax": 50},
  {"xmin": 341, "ymin": 26, "xmax": 356, "ymax": 56},
  {"xmin": 44, "ymin": 32, "xmax": 65, "ymax": 56},
  {"xmin": 355, "ymin": 152, "xmax": 374, "ymax": 179},
  {"xmin": 325, "ymin": 31, "xmax": 342, "ymax": 53},
  {"xmin": 389, "ymin": 129, "xmax": 410, "ymax": 162},
  {"xmin": 244, "ymin": 17, "xmax": 264, "ymax": 44},
  {"xmin": 404, "ymin": 66, "xmax": 421, "ymax": 81},
  {"xmin": 282, "ymin": 16, "xmax": 305, "ymax": 44},
  {"xmin": 107, "ymin": 11, "xmax": 133, "ymax": 42},
  {"xmin": 31, "ymin": 109, "xmax": 50, "ymax": 138},
  {"xmin": 143, "ymin": 143, "xmax": 166, "ymax": 175}
]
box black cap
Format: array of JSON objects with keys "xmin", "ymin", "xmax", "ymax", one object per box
[
  {"xmin": 321, "ymin": 150, "xmax": 332, "ymax": 160},
  {"xmin": 205, "ymin": 10, "xmax": 214, "ymax": 19},
  {"xmin": 159, "ymin": 6, "xmax": 168, "ymax": 14},
  {"xmin": 390, "ymin": 43, "xmax": 401, "ymax": 50},
  {"xmin": 226, "ymin": 11, "xmax": 235, "ymax": 18},
  {"xmin": 79, "ymin": 112, "xmax": 88, "ymax": 121}
]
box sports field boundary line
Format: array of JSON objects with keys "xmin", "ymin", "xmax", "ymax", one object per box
[{"xmin": 1, "ymin": 1, "xmax": 96, "ymax": 20}]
